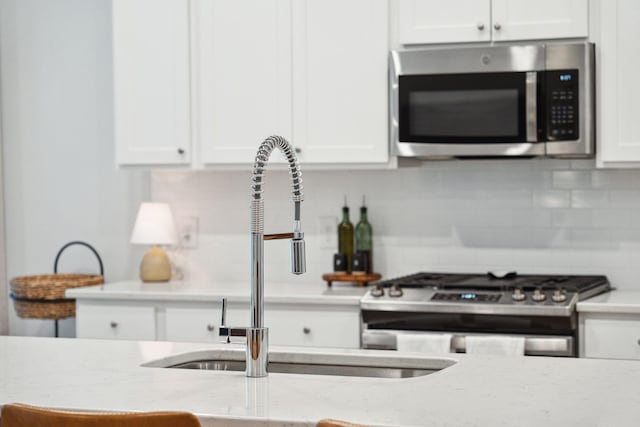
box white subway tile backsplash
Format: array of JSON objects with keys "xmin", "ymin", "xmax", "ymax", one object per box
[
  {"xmin": 569, "ymin": 229, "xmax": 613, "ymax": 249},
  {"xmin": 591, "ymin": 209, "xmax": 632, "ymax": 228},
  {"xmin": 533, "ymin": 190, "xmax": 571, "ymax": 208},
  {"xmin": 510, "ymin": 209, "xmax": 552, "ymax": 227},
  {"xmin": 591, "ymin": 170, "xmax": 637, "ymax": 189},
  {"xmin": 571, "ymin": 190, "xmax": 610, "ymax": 208},
  {"xmin": 610, "ymin": 229, "xmax": 640, "ymax": 243},
  {"xmin": 551, "ymin": 209, "xmax": 592, "ymax": 227},
  {"xmin": 476, "ymin": 190, "xmax": 533, "ymax": 208},
  {"xmin": 610, "ymin": 190, "xmax": 640, "ymax": 207},
  {"xmin": 152, "ymin": 159, "xmax": 640, "ymax": 290},
  {"xmin": 570, "ymin": 159, "xmax": 597, "ymax": 170},
  {"xmin": 553, "ymin": 171, "xmax": 591, "ymax": 189}
]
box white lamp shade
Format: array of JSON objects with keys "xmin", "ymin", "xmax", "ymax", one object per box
[{"xmin": 130, "ymin": 202, "xmax": 178, "ymax": 245}]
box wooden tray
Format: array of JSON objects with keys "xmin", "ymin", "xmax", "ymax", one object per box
[{"xmin": 322, "ymin": 273, "xmax": 381, "ymax": 287}]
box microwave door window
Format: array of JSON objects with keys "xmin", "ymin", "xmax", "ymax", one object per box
[
  {"xmin": 409, "ymin": 90, "xmax": 519, "ymax": 138},
  {"xmin": 399, "ymin": 72, "xmax": 527, "ymax": 143}
]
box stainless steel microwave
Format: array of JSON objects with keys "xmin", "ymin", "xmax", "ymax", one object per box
[{"xmin": 390, "ymin": 43, "xmax": 595, "ymax": 159}]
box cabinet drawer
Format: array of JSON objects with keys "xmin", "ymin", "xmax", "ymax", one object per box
[
  {"xmin": 76, "ymin": 303, "xmax": 156, "ymax": 341},
  {"xmin": 584, "ymin": 317, "xmax": 640, "ymax": 360},
  {"xmin": 165, "ymin": 306, "xmax": 219, "ymax": 343},
  {"xmin": 266, "ymin": 306, "xmax": 360, "ymax": 349}
]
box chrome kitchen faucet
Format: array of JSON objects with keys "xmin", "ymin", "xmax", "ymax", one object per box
[{"xmin": 219, "ymin": 135, "xmax": 305, "ymax": 377}]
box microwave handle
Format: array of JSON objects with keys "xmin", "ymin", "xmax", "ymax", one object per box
[{"xmin": 526, "ymin": 71, "xmax": 538, "ymax": 142}]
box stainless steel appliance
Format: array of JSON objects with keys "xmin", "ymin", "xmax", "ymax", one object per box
[
  {"xmin": 391, "ymin": 42, "xmax": 595, "ymax": 159},
  {"xmin": 361, "ymin": 272, "xmax": 611, "ymax": 357}
]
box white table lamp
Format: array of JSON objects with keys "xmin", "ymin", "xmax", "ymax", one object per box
[{"xmin": 130, "ymin": 202, "xmax": 178, "ymax": 282}]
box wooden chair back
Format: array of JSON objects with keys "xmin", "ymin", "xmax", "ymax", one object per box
[{"xmin": 0, "ymin": 403, "xmax": 202, "ymax": 427}]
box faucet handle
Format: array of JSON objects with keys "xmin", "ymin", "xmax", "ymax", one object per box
[
  {"xmin": 221, "ymin": 297, "xmax": 227, "ymax": 326},
  {"xmin": 219, "ymin": 297, "xmax": 247, "ymax": 344}
]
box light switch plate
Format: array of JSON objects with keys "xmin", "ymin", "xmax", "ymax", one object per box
[
  {"xmin": 318, "ymin": 216, "xmax": 338, "ymax": 250},
  {"xmin": 179, "ymin": 216, "xmax": 199, "ymax": 249}
]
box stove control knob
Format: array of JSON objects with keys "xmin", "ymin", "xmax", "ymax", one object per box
[
  {"xmin": 532, "ymin": 288, "xmax": 547, "ymax": 303},
  {"xmin": 371, "ymin": 285, "xmax": 384, "ymax": 298},
  {"xmin": 551, "ymin": 289, "xmax": 568, "ymax": 303},
  {"xmin": 388, "ymin": 284, "xmax": 404, "ymax": 298},
  {"xmin": 511, "ymin": 288, "xmax": 526, "ymax": 302}
]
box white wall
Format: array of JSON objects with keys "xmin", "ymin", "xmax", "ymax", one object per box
[
  {"xmin": 0, "ymin": 89, "xmax": 6, "ymax": 335},
  {"xmin": 152, "ymin": 159, "xmax": 640, "ymax": 290},
  {"xmin": 0, "ymin": 0, "xmax": 149, "ymax": 336}
]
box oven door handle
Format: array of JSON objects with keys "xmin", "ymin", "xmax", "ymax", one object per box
[
  {"xmin": 361, "ymin": 330, "xmax": 574, "ymax": 357},
  {"xmin": 526, "ymin": 71, "xmax": 538, "ymax": 142}
]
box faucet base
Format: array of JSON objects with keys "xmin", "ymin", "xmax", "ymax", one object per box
[{"xmin": 246, "ymin": 327, "xmax": 269, "ymax": 378}]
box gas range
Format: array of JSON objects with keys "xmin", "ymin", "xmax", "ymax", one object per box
[
  {"xmin": 360, "ymin": 272, "xmax": 611, "ymax": 356},
  {"xmin": 361, "ymin": 272, "xmax": 611, "ymax": 317}
]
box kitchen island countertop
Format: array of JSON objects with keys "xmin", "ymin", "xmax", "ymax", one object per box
[{"xmin": 0, "ymin": 336, "xmax": 639, "ymax": 427}]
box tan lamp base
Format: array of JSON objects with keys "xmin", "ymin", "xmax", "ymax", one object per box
[{"xmin": 140, "ymin": 245, "xmax": 172, "ymax": 282}]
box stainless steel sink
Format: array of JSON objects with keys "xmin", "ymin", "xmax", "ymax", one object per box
[{"xmin": 144, "ymin": 349, "xmax": 456, "ymax": 379}]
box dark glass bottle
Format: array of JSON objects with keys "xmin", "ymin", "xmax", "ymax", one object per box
[
  {"xmin": 355, "ymin": 202, "xmax": 373, "ymax": 274},
  {"xmin": 338, "ymin": 204, "xmax": 354, "ymax": 273}
]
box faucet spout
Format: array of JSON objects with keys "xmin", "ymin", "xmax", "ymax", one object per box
[{"xmin": 247, "ymin": 135, "xmax": 305, "ymax": 377}]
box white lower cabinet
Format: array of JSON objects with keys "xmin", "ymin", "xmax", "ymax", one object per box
[
  {"xmin": 75, "ymin": 302, "xmax": 156, "ymax": 341},
  {"xmin": 266, "ymin": 304, "xmax": 361, "ymax": 348},
  {"xmin": 165, "ymin": 305, "xmax": 220, "ymax": 343},
  {"xmin": 580, "ymin": 313, "xmax": 640, "ymax": 360},
  {"xmin": 75, "ymin": 300, "xmax": 360, "ymax": 349}
]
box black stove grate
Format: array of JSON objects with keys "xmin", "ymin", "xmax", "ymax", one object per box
[{"xmin": 374, "ymin": 271, "xmax": 610, "ymax": 294}]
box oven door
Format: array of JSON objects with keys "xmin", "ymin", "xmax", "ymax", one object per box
[
  {"xmin": 390, "ymin": 45, "xmax": 544, "ymax": 158},
  {"xmin": 362, "ymin": 329, "xmax": 575, "ymax": 357}
]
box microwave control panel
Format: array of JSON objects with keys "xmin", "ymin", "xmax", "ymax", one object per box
[{"xmin": 545, "ymin": 69, "xmax": 579, "ymax": 141}]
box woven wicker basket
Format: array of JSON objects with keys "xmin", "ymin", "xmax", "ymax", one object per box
[
  {"xmin": 10, "ymin": 242, "xmax": 104, "ymax": 321},
  {"xmin": 10, "ymin": 274, "xmax": 103, "ymax": 319}
]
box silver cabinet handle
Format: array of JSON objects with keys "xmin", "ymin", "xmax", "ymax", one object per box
[
  {"xmin": 110, "ymin": 321, "xmax": 118, "ymax": 328},
  {"xmin": 494, "ymin": 23, "xmax": 501, "ymax": 30},
  {"xmin": 477, "ymin": 23, "xmax": 485, "ymax": 31},
  {"xmin": 177, "ymin": 148, "xmax": 185, "ymax": 155},
  {"xmin": 207, "ymin": 324, "xmax": 215, "ymax": 332},
  {"xmin": 303, "ymin": 327, "xmax": 311, "ymax": 334}
]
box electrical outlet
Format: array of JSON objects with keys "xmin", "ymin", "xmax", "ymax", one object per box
[
  {"xmin": 179, "ymin": 216, "xmax": 199, "ymax": 249},
  {"xmin": 318, "ymin": 216, "xmax": 338, "ymax": 250}
]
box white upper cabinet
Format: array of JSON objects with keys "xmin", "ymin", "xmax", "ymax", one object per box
[
  {"xmin": 113, "ymin": 0, "xmax": 389, "ymax": 167},
  {"xmin": 399, "ymin": 0, "xmax": 588, "ymax": 45},
  {"xmin": 492, "ymin": 0, "xmax": 588, "ymax": 41},
  {"xmin": 292, "ymin": 0, "xmax": 389, "ymax": 164},
  {"xmin": 196, "ymin": 0, "xmax": 293, "ymax": 165},
  {"xmin": 113, "ymin": 0, "xmax": 191, "ymax": 165},
  {"xmin": 595, "ymin": 0, "xmax": 640, "ymax": 167},
  {"xmin": 399, "ymin": 0, "xmax": 491, "ymax": 44}
]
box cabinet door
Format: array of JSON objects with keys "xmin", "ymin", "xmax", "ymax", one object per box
[
  {"xmin": 398, "ymin": 0, "xmax": 491, "ymax": 44},
  {"xmin": 165, "ymin": 306, "xmax": 219, "ymax": 343},
  {"xmin": 292, "ymin": 0, "xmax": 389, "ymax": 164},
  {"xmin": 266, "ymin": 305, "xmax": 360, "ymax": 348},
  {"xmin": 113, "ymin": 0, "xmax": 191, "ymax": 165},
  {"xmin": 583, "ymin": 316, "xmax": 640, "ymax": 360},
  {"xmin": 596, "ymin": 0, "xmax": 640, "ymax": 166},
  {"xmin": 491, "ymin": 0, "xmax": 588, "ymax": 41},
  {"xmin": 76, "ymin": 302, "xmax": 156, "ymax": 340},
  {"xmin": 197, "ymin": 0, "xmax": 292, "ymax": 165}
]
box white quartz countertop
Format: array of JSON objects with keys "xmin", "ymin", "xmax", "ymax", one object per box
[
  {"xmin": 1, "ymin": 336, "xmax": 639, "ymax": 427},
  {"xmin": 577, "ymin": 290, "xmax": 640, "ymax": 314},
  {"xmin": 65, "ymin": 281, "xmax": 366, "ymax": 306}
]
